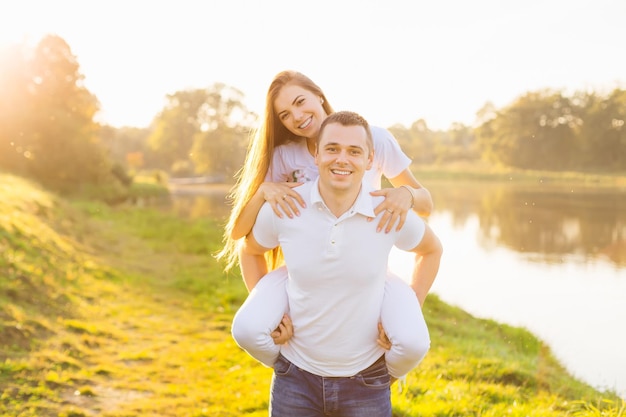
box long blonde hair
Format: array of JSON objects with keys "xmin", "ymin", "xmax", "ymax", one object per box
[{"xmin": 217, "ymin": 70, "xmax": 334, "ymax": 272}]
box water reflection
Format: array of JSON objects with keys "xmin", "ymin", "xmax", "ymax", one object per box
[
  {"xmin": 412, "ymin": 180, "xmax": 626, "ymax": 398},
  {"xmin": 432, "ymin": 181, "xmax": 626, "ymax": 266}
]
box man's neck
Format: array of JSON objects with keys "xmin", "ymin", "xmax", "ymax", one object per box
[{"xmin": 318, "ymin": 183, "xmax": 362, "ymax": 218}]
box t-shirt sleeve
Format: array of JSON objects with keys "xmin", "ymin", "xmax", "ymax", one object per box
[
  {"xmin": 251, "ymin": 203, "xmax": 280, "ymax": 249},
  {"xmin": 372, "ymin": 126, "xmax": 412, "ymax": 179},
  {"xmin": 265, "ymin": 146, "xmax": 290, "ymax": 182},
  {"xmin": 394, "ymin": 212, "xmax": 426, "ymax": 251}
]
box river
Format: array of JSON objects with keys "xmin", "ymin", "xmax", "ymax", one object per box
[{"xmin": 162, "ymin": 180, "xmax": 626, "ymax": 398}]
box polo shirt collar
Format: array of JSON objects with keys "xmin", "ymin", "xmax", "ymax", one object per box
[{"xmin": 310, "ymin": 178, "xmax": 376, "ymax": 218}]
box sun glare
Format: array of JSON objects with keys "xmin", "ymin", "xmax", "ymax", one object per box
[{"xmin": 0, "ymin": 1, "xmax": 50, "ymax": 49}]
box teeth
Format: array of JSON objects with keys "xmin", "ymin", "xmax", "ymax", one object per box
[
  {"xmin": 331, "ymin": 169, "xmax": 350, "ymax": 175},
  {"xmin": 299, "ymin": 117, "xmax": 311, "ymax": 129}
]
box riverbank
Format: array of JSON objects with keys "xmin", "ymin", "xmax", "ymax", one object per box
[
  {"xmin": 413, "ymin": 162, "xmax": 626, "ymax": 188},
  {"xmin": 136, "ymin": 163, "xmax": 626, "ymax": 202},
  {"xmin": 1, "ymin": 172, "xmax": 624, "ymax": 416}
]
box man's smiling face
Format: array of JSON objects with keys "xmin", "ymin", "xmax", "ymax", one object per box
[{"xmin": 315, "ymin": 122, "xmax": 373, "ymax": 193}]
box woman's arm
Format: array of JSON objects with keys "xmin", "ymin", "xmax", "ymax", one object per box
[
  {"xmin": 230, "ymin": 182, "xmax": 306, "ymax": 240},
  {"xmin": 231, "ymin": 189, "xmax": 267, "ymax": 240},
  {"xmin": 238, "ymin": 248, "xmax": 269, "ymax": 292},
  {"xmin": 407, "ymin": 223, "xmax": 443, "ymax": 306},
  {"xmin": 238, "ymin": 230, "xmax": 275, "ymax": 291},
  {"xmin": 389, "ymin": 169, "xmax": 433, "ymax": 217},
  {"xmin": 370, "ymin": 168, "xmax": 434, "ymax": 233}
]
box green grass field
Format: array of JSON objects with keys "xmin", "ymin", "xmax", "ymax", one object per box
[{"xmin": 1, "ymin": 172, "xmax": 624, "ymax": 416}]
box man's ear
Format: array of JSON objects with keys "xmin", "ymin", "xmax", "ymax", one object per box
[{"xmin": 366, "ymin": 150, "xmax": 374, "ymax": 170}]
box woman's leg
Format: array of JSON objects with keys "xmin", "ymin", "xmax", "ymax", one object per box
[
  {"xmin": 231, "ymin": 266, "xmax": 289, "ymax": 368},
  {"xmin": 381, "ymin": 271, "xmax": 430, "ymax": 378}
]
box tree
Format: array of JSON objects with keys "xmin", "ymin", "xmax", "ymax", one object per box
[
  {"xmin": 388, "ymin": 124, "xmax": 413, "ymax": 158},
  {"xmin": 578, "ymin": 89, "xmax": 626, "ymax": 170},
  {"xmin": 436, "ymin": 122, "xmax": 477, "ymax": 163},
  {"xmin": 148, "ymin": 89, "xmax": 209, "ymax": 170},
  {"xmin": 388, "ymin": 119, "xmax": 437, "ymax": 164},
  {"xmin": 27, "ymin": 35, "xmax": 113, "ymax": 190},
  {"xmin": 190, "ymin": 84, "xmax": 254, "ymax": 178},
  {"xmin": 475, "ymin": 90, "xmax": 581, "ymax": 170},
  {"xmin": 100, "ymin": 125, "xmax": 151, "ymax": 171},
  {"xmin": 0, "ymin": 42, "xmax": 31, "ymax": 173},
  {"xmin": 148, "ymin": 83, "xmax": 255, "ymax": 178},
  {"xmin": 0, "ymin": 35, "xmax": 119, "ymax": 193},
  {"xmin": 190, "ymin": 127, "xmax": 247, "ymax": 178}
]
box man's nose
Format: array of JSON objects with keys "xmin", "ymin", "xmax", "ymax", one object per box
[{"xmin": 336, "ymin": 150, "xmax": 349, "ymax": 162}]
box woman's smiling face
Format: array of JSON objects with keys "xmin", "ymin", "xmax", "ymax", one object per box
[{"xmin": 274, "ymin": 83, "xmax": 327, "ymax": 139}]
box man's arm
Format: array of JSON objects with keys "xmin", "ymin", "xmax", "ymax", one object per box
[{"xmin": 407, "ymin": 222, "xmax": 443, "ymax": 306}]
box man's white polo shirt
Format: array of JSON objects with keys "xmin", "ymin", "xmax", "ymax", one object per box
[{"xmin": 252, "ymin": 179, "xmax": 425, "ymax": 377}]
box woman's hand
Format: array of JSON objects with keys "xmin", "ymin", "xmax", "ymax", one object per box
[
  {"xmin": 271, "ymin": 314, "xmax": 294, "ymax": 345},
  {"xmin": 369, "ymin": 186, "xmax": 414, "ymax": 233},
  {"xmin": 377, "ymin": 322, "xmax": 392, "ymax": 350},
  {"xmin": 259, "ymin": 182, "xmax": 306, "ymax": 219}
]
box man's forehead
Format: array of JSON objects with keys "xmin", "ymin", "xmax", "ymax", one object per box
[{"xmin": 319, "ymin": 124, "xmax": 367, "ymax": 146}]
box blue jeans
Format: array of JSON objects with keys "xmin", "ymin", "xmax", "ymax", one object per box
[{"xmin": 269, "ymin": 354, "xmax": 391, "ymax": 417}]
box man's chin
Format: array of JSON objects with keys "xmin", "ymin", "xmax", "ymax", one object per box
[{"xmin": 328, "ymin": 180, "xmax": 354, "ymax": 191}]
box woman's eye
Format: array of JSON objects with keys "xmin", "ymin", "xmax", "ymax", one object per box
[{"xmin": 296, "ymin": 98, "xmax": 305, "ymax": 105}]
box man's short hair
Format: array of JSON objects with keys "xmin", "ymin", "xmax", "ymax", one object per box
[{"xmin": 318, "ymin": 111, "xmax": 374, "ymax": 152}]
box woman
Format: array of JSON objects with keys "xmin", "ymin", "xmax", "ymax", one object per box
[{"xmin": 218, "ymin": 70, "xmax": 437, "ymax": 379}]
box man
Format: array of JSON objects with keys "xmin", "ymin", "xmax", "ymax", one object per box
[{"xmin": 241, "ymin": 111, "xmax": 442, "ymax": 416}]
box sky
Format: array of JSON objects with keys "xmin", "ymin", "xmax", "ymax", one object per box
[{"xmin": 1, "ymin": 0, "xmax": 625, "ymax": 130}]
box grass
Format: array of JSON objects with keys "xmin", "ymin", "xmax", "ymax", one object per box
[{"xmin": 1, "ymin": 171, "xmax": 624, "ymax": 416}]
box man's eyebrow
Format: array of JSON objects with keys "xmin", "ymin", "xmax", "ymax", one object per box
[{"xmin": 322, "ymin": 141, "xmax": 365, "ymax": 150}]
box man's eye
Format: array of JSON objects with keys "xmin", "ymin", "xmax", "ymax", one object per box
[{"xmin": 296, "ymin": 98, "xmax": 305, "ymax": 105}]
